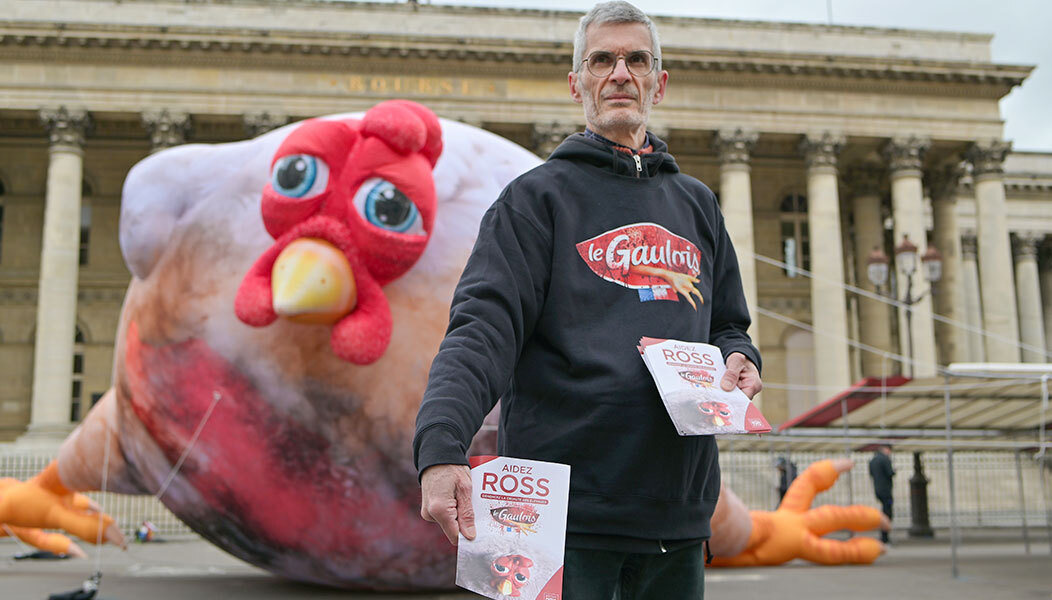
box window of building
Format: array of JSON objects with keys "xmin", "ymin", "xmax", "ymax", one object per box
[
  {"xmin": 79, "ymin": 203, "xmax": 91, "ymax": 266},
  {"xmin": 780, "ymin": 193, "xmax": 809, "ymax": 277},
  {"xmin": 71, "ymin": 327, "xmax": 85, "ymax": 422}
]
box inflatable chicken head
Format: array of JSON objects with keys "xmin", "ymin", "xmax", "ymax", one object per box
[{"xmin": 235, "ymin": 100, "xmax": 442, "ymax": 364}]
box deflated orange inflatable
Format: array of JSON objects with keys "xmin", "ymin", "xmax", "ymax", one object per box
[{"xmin": 710, "ymin": 458, "xmax": 889, "ymax": 566}]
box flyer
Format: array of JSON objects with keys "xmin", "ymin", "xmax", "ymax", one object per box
[
  {"xmin": 638, "ymin": 337, "xmax": 771, "ymax": 436},
  {"xmin": 456, "ymin": 455, "xmax": 570, "ymax": 600}
]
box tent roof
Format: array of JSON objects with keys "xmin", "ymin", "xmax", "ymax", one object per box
[{"xmin": 717, "ymin": 369, "xmax": 1051, "ymax": 453}]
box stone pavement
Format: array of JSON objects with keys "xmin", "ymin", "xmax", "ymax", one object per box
[{"xmin": 2, "ymin": 529, "xmax": 1050, "ymax": 599}]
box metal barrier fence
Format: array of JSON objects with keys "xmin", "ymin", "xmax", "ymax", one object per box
[
  {"xmin": 2, "ymin": 450, "xmax": 1048, "ymax": 538},
  {"xmin": 719, "ymin": 449, "xmax": 1051, "ymax": 530}
]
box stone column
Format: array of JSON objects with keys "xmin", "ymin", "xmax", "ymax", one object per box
[
  {"xmin": 142, "ymin": 109, "xmax": 191, "ymax": 152},
  {"xmin": 846, "ymin": 165, "xmax": 895, "ymax": 377},
  {"xmin": 800, "ymin": 133, "xmax": 851, "ymax": 394},
  {"xmin": 1012, "ymin": 232, "xmax": 1046, "ymax": 362},
  {"xmin": 532, "ymin": 121, "xmax": 577, "ymax": 159},
  {"xmin": 885, "ymin": 137, "xmax": 937, "ymax": 377},
  {"xmin": 929, "ymin": 164, "xmax": 966, "ymax": 364},
  {"xmin": 713, "ymin": 128, "xmax": 760, "ymax": 343},
  {"xmin": 960, "ymin": 232, "xmax": 985, "ymax": 362},
  {"xmin": 22, "ymin": 107, "xmax": 92, "ymax": 444},
  {"xmin": 967, "ymin": 141, "xmax": 1020, "ymax": 361},
  {"xmin": 243, "ymin": 111, "xmax": 290, "ymax": 138}
]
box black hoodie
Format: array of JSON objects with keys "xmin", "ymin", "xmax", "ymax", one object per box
[{"xmin": 414, "ymin": 132, "xmax": 760, "ymax": 545}]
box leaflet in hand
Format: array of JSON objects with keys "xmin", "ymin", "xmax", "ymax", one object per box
[
  {"xmin": 638, "ymin": 337, "xmax": 770, "ymax": 436},
  {"xmin": 456, "ymin": 455, "xmax": 570, "ymax": 600}
]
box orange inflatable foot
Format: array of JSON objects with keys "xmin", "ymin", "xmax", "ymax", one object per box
[
  {"xmin": 711, "ymin": 459, "xmax": 886, "ymax": 567},
  {"xmin": 0, "ymin": 462, "xmax": 126, "ymax": 550}
]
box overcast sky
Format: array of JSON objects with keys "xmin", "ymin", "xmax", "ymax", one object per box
[{"xmin": 417, "ymin": 0, "xmax": 1050, "ymax": 152}]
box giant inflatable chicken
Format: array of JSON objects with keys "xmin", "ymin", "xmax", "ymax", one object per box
[{"xmin": 0, "ymin": 101, "xmax": 886, "ymax": 590}]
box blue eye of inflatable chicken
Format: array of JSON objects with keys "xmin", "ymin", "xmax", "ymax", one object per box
[
  {"xmin": 271, "ymin": 154, "xmax": 329, "ymax": 198},
  {"xmin": 352, "ymin": 178, "xmax": 425, "ymax": 235}
]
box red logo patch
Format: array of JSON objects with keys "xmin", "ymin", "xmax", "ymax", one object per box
[{"xmin": 575, "ymin": 222, "xmax": 701, "ymax": 290}]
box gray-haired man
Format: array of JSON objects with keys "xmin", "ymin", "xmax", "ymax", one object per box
[{"xmin": 414, "ymin": 2, "xmax": 762, "ymax": 597}]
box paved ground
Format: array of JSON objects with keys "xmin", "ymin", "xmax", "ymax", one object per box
[{"xmin": 2, "ymin": 529, "xmax": 1050, "ymax": 599}]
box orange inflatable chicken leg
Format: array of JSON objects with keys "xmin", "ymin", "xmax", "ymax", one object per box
[
  {"xmin": 710, "ymin": 459, "xmax": 888, "ymax": 567},
  {"xmin": 0, "ymin": 463, "xmax": 126, "ymax": 551}
]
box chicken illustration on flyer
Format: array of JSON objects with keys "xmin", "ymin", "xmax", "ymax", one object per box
[
  {"xmin": 638, "ymin": 337, "xmax": 771, "ymax": 436},
  {"xmin": 457, "ymin": 456, "xmax": 570, "ymax": 599}
]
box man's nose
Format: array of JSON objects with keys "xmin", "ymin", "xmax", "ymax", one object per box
[{"xmin": 609, "ymin": 57, "xmax": 632, "ymax": 83}]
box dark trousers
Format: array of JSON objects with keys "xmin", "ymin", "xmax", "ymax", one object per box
[
  {"xmin": 562, "ymin": 543, "xmax": 705, "ymax": 600},
  {"xmin": 877, "ymin": 495, "xmax": 893, "ymax": 543}
]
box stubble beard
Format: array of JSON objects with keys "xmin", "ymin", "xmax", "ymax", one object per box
[{"xmin": 582, "ymin": 83, "xmax": 654, "ymax": 140}]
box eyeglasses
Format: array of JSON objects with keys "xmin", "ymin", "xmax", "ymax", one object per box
[{"xmin": 582, "ymin": 50, "xmax": 657, "ymax": 78}]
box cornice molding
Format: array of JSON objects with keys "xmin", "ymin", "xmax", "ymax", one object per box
[{"xmin": 0, "ymin": 23, "xmax": 1031, "ymax": 90}]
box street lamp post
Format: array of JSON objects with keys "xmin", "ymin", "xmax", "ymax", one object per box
[
  {"xmin": 866, "ymin": 234, "xmax": 942, "ymax": 539},
  {"xmin": 866, "ymin": 234, "xmax": 943, "ymax": 378}
]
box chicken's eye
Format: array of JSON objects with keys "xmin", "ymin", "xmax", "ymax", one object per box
[
  {"xmin": 271, "ymin": 154, "xmax": 329, "ymax": 198},
  {"xmin": 514, "ymin": 572, "xmax": 528, "ymax": 583},
  {"xmin": 352, "ymin": 177, "xmax": 425, "ymax": 235},
  {"xmin": 719, "ymin": 407, "xmax": 732, "ymax": 418},
  {"xmin": 492, "ymin": 562, "xmax": 509, "ymax": 574},
  {"xmin": 698, "ymin": 404, "xmax": 714, "ymax": 415}
]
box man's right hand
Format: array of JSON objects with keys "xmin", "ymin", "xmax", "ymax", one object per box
[{"xmin": 419, "ymin": 464, "xmax": 476, "ymax": 546}]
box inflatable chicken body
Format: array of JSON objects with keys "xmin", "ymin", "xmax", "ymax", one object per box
[
  {"xmin": 3, "ymin": 101, "xmax": 540, "ymax": 590},
  {"xmin": 0, "ymin": 101, "xmax": 887, "ymax": 589}
]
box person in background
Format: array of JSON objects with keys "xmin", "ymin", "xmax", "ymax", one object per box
[{"xmin": 868, "ymin": 444, "xmax": 895, "ymax": 544}]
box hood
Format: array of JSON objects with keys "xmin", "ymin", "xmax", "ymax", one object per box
[{"xmin": 547, "ymin": 131, "xmax": 681, "ymax": 178}]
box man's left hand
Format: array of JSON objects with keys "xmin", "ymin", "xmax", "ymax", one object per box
[{"xmin": 720, "ymin": 352, "xmax": 763, "ymax": 399}]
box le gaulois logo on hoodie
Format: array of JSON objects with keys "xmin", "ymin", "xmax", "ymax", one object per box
[{"xmin": 575, "ymin": 222, "xmax": 704, "ymax": 305}]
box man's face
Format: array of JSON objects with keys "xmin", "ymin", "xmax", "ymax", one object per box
[{"xmin": 569, "ymin": 21, "xmax": 668, "ymax": 139}]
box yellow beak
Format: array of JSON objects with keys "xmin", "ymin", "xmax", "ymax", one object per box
[
  {"xmin": 497, "ymin": 580, "xmax": 514, "ymax": 595},
  {"xmin": 271, "ymin": 238, "xmax": 357, "ymax": 325},
  {"xmin": 713, "ymin": 416, "xmax": 726, "ymax": 427}
]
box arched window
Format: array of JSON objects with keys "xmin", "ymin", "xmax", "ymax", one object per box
[
  {"xmin": 71, "ymin": 327, "xmax": 85, "ymax": 422},
  {"xmin": 780, "ymin": 193, "xmax": 809, "ymax": 277}
]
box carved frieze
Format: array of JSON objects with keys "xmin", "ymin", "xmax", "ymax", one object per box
[
  {"xmin": 926, "ymin": 162, "xmax": 965, "ymax": 200},
  {"xmin": 531, "ymin": 121, "xmax": 578, "ymax": 158},
  {"xmin": 142, "ymin": 109, "xmax": 191, "ymax": 150},
  {"xmin": 243, "ymin": 111, "xmax": 290, "ymax": 138},
  {"xmin": 39, "ymin": 107, "xmax": 92, "ymax": 149},
  {"xmin": 799, "ymin": 132, "xmax": 845, "ymax": 171},
  {"xmin": 966, "ymin": 140, "xmax": 1012, "ymax": 178},
  {"xmin": 884, "ymin": 136, "xmax": 930, "ymax": 173},
  {"xmin": 960, "ymin": 231, "xmax": 978, "ymax": 259},
  {"xmin": 713, "ymin": 128, "xmax": 758, "ymax": 166},
  {"xmin": 1012, "ymin": 231, "xmax": 1044, "ymax": 259}
]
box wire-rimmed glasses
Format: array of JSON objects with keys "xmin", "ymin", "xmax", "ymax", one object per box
[{"xmin": 582, "ymin": 50, "xmax": 658, "ymax": 78}]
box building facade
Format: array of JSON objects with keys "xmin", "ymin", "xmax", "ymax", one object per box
[{"xmin": 1, "ymin": 0, "xmax": 1050, "ymax": 441}]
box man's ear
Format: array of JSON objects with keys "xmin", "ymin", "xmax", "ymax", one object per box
[
  {"xmin": 651, "ymin": 70, "xmax": 670, "ymax": 105},
  {"xmin": 568, "ymin": 71, "xmax": 583, "ymax": 104}
]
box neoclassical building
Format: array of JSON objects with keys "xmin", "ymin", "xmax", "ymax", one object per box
[{"xmin": 2, "ymin": 0, "xmax": 1051, "ymax": 442}]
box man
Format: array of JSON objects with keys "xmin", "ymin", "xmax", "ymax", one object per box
[
  {"xmin": 414, "ymin": 2, "xmax": 762, "ymax": 597},
  {"xmin": 775, "ymin": 457, "xmax": 798, "ymax": 503},
  {"xmin": 869, "ymin": 444, "xmax": 895, "ymax": 544}
]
